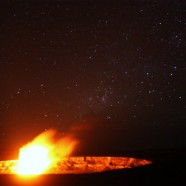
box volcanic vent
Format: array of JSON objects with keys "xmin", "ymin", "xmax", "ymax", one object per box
[{"xmin": 0, "ymin": 129, "xmax": 151, "ymax": 175}]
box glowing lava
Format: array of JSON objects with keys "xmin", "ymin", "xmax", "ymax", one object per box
[
  {"xmin": 16, "ymin": 144, "xmax": 51, "ymax": 175},
  {"xmin": 0, "ymin": 129, "xmax": 152, "ymax": 175},
  {"xmin": 0, "ymin": 156, "xmax": 151, "ymax": 174},
  {"xmin": 14, "ymin": 129, "xmax": 78, "ymax": 175}
]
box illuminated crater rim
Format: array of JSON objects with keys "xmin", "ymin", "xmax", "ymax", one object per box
[{"xmin": 0, "ymin": 156, "xmax": 152, "ymax": 174}]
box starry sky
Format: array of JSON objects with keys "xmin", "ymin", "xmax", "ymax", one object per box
[{"xmin": 0, "ymin": 0, "xmax": 186, "ymax": 154}]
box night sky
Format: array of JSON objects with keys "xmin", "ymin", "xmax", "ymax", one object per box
[{"xmin": 0, "ymin": 0, "xmax": 186, "ymax": 154}]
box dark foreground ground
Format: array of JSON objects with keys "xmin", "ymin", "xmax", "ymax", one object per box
[{"xmin": 0, "ymin": 149, "xmax": 185, "ymax": 186}]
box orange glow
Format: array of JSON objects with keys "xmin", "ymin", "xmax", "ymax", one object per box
[
  {"xmin": 16, "ymin": 144, "xmax": 51, "ymax": 175},
  {"xmin": 14, "ymin": 129, "xmax": 78, "ymax": 175},
  {"xmin": 1, "ymin": 156, "xmax": 152, "ymax": 174},
  {"xmin": 0, "ymin": 129, "xmax": 152, "ymax": 175}
]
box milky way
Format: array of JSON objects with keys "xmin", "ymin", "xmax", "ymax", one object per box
[{"xmin": 0, "ymin": 0, "xmax": 185, "ymax": 152}]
